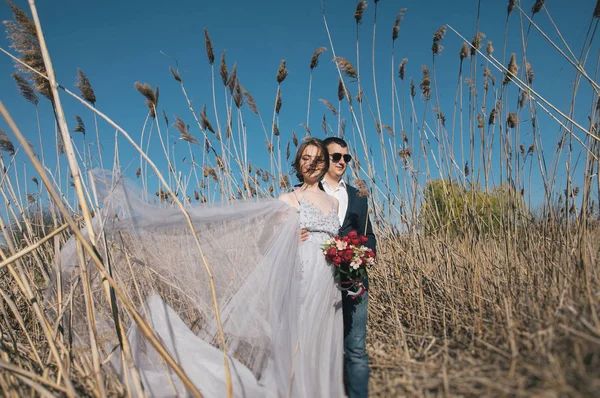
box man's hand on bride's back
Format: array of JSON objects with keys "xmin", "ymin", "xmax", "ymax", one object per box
[{"xmin": 300, "ymin": 229, "xmax": 309, "ymax": 243}]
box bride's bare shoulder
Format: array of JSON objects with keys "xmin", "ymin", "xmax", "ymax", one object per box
[{"xmin": 278, "ymin": 191, "xmax": 299, "ymax": 209}]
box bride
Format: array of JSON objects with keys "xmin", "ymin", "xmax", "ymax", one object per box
[{"xmin": 52, "ymin": 138, "xmax": 345, "ymax": 397}]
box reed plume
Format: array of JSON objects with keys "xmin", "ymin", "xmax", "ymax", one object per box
[
  {"xmin": 169, "ymin": 66, "xmax": 182, "ymax": 82},
  {"xmin": 483, "ymin": 66, "xmax": 495, "ymax": 85},
  {"xmin": 525, "ymin": 62, "xmax": 534, "ymax": 84},
  {"xmin": 398, "ymin": 58, "xmax": 407, "ymax": 80},
  {"xmin": 532, "ymin": 0, "xmax": 546, "ymax": 15},
  {"xmin": 11, "ymin": 72, "xmax": 38, "ymax": 105},
  {"xmin": 174, "ymin": 115, "xmax": 199, "ymax": 145},
  {"xmin": 204, "ymin": 28, "xmax": 215, "ymax": 65},
  {"xmin": 234, "ymin": 80, "xmax": 243, "ymax": 109},
  {"xmin": 203, "ymin": 167, "xmax": 218, "ymax": 182},
  {"xmin": 334, "ymin": 57, "xmax": 357, "ymax": 79},
  {"xmin": 200, "ymin": 105, "xmax": 216, "ymax": 135},
  {"xmin": 0, "ymin": 130, "xmax": 15, "ymax": 155},
  {"xmin": 338, "ymin": 78, "xmax": 345, "ymax": 102},
  {"xmin": 355, "ymin": 179, "xmax": 369, "ymax": 197},
  {"xmin": 432, "ymin": 26, "xmax": 446, "ymax": 55},
  {"xmin": 134, "ymin": 82, "xmax": 159, "ymax": 117},
  {"xmin": 383, "ymin": 125, "xmax": 394, "ymax": 137},
  {"xmin": 470, "ymin": 32, "xmax": 486, "ymax": 56},
  {"xmin": 276, "ymin": 60, "xmax": 288, "ymax": 84},
  {"xmin": 319, "ymin": 99, "xmax": 338, "ymax": 116},
  {"xmin": 5, "ymin": 1, "xmax": 50, "ymax": 98},
  {"xmin": 595, "ymin": 0, "xmax": 600, "ymax": 18},
  {"xmin": 227, "ymin": 63, "xmax": 237, "ymax": 94},
  {"xmin": 243, "ymin": 87, "xmax": 259, "ymax": 115},
  {"xmin": 355, "ymin": 1, "xmax": 368, "ymax": 24},
  {"xmin": 219, "ymin": 51, "xmax": 228, "ymax": 85},
  {"xmin": 280, "ymin": 174, "xmax": 290, "ymax": 189},
  {"xmin": 420, "ymin": 66, "xmax": 431, "ymax": 100},
  {"xmin": 486, "ymin": 40, "xmax": 494, "ymax": 55},
  {"xmin": 433, "ymin": 26, "xmax": 447, "ymax": 43},
  {"xmin": 459, "ymin": 43, "xmax": 470, "ymax": 60},
  {"xmin": 292, "ymin": 130, "xmax": 298, "ymax": 147},
  {"xmin": 276, "ymin": 91, "xmax": 282, "ymax": 114},
  {"xmin": 310, "ymin": 47, "xmax": 327, "ymax": 69},
  {"xmin": 507, "ymin": 112, "xmax": 518, "ymax": 128},
  {"xmin": 215, "ymin": 155, "xmax": 225, "ymax": 169},
  {"xmin": 398, "ymin": 148, "xmax": 411, "ymax": 164},
  {"xmin": 503, "ymin": 53, "xmax": 519, "ymax": 85},
  {"xmin": 508, "ymin": 0, "xmax": 516, "ymax": 16},
  {"xmin": 273, "ymin": 123, "xmax": 280, "ymax": 137},
  {"xmin": 489, "ymin": 106, "xmax": 498, "ymax": 125},
  {"xmin": 72, "ymin": 115, "xmax": 85, "ymax": 135},
  {"xmin": 75, "ymin": 68, "xmax": 96, "ymax": 105},
  {"xmin": 392, "ymin": 8, "xmax": 407, "ymax": 41}
]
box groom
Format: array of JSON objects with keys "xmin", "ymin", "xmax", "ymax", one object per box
[{"xmin": 301, "ymin": 137, "xmax": 376, "ymax": 398}]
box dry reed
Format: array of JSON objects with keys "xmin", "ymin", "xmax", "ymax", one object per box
[{"xmin": 0, "ymin": 1, "xmax": 599, "ymax": 397}]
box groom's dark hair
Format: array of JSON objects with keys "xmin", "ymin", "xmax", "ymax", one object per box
[{"xmin": 323, "ymin": 137, "xmax": 348, "ymax": 148}]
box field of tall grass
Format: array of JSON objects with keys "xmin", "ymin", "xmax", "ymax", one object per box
[{"xmin": 0, "ymin": 0, "xmax": 599, "ymax": 396}]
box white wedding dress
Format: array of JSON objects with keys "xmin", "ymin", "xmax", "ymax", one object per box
[{"xmin": 48, "ymin": 171, "xmax": 344, "ymax": 397}]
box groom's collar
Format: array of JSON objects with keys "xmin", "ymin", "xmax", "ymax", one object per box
[{"xmin": 321, "ymin": 178, "xmax": 346, "ymax": 191}]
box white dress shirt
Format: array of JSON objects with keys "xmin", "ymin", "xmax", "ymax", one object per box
[{"xmin": 322, "ymin": 179, "xmax": 348, "ymax": 227}]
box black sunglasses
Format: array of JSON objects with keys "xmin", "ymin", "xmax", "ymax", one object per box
[{"xmin": 330, "ymin": 153, "xmax": 352, "ymax": 163}]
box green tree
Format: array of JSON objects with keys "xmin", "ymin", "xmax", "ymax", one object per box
[{"xmin": 419, "ymin": 179, "xmax": 528, "ymax": 237}]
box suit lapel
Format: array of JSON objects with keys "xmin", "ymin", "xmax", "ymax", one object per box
[{"xmin": 342, "ymin": 184, "xmax": 354, "ymax": 229}]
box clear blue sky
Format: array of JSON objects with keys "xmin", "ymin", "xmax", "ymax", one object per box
[{"xmin": 0, "ymin": 0, "xmax": 598, "ymax": 210}]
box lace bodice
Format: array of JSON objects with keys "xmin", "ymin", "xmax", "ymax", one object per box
[{"xmin": 298, "ymin": 198, "xmax": 340, "ymax": 244}]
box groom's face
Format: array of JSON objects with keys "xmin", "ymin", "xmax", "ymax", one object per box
[{"xmin": 326, "ymin": 143, "xmax": 349, "ymax": 181}]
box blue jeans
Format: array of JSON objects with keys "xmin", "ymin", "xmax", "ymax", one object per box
[{"xmin": 343, "ymin": 276, "xmax": 369, "ymax": 398}]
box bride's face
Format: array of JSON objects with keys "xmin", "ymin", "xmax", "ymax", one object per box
[{"xmin": 300, "ymin": 145, "xmax": 326, "ymax": 182}]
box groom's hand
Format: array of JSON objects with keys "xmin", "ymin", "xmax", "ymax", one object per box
[{"xmin": 300, "ymin": 229, "xmax": 309, "ymax": 243}]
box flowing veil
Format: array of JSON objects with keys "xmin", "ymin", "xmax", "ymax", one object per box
[{"xmin": 47, "ymin": 170, "xmax": 304, "ymax": 397}]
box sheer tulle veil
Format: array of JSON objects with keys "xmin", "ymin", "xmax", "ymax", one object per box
[{"xmin": 47, "ymin": 169, "xmax": 306, "ymax": 397}]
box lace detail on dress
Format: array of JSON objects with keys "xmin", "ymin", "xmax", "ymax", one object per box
[{"xmin": 297, "ymin": 196, "xmax": 340, "ymax": 244}]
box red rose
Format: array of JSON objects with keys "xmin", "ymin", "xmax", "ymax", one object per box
[
  {"xmin": 342, "ymin": 236, "xmax": 350, "ymax": 243},
  {"xmin": 333, "ymin": 256, "xmax": 342, "ymax": 265},
  {"xmin": 351, "ymin": 238, "xmax": 360, "ymax": 246},
  {"xmin": 342, "ymin": 250, "xmax": 353, "ymax": 262},
  {"xmin": 327, "ymin": 247, "xmax": 337, "ymax": 257},
  {"xmin": 366, "ymin": 250, "xmax": 375, "ymax": 258},
  {"xmin": 347, "ymin": 231, "xmax": 358, "ymax": 239},
  {"xmin": 359, "ymin": 235, "xmax": 369, "ymax": 244}
]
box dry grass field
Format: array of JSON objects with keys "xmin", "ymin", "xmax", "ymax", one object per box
[{"xmin": 0, "ymin": 0, "xmax": 599, "ymax": 396}]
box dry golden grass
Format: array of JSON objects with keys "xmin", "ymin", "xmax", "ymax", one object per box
[
  {"xmin": 368, "ymin": 229, "xmax": 600, "ymax": 397},
  {"xmin": 0, "ymin": 0, "xmax": 599, "ymax": 397}
]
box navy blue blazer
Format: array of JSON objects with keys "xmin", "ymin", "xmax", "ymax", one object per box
[{"xmin": 336, "ymin": 184, "xmax": 377, "ymax": 255}]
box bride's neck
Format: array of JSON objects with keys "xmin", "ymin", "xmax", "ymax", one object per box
[{"xmin": 301, "ymin": 181, "xmax": 321, "ymax": 192}]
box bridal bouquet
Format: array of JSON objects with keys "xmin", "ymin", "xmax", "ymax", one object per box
[{"xmin": 322, "ymin": 231, "xmax": 375, "ymax": 300}]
